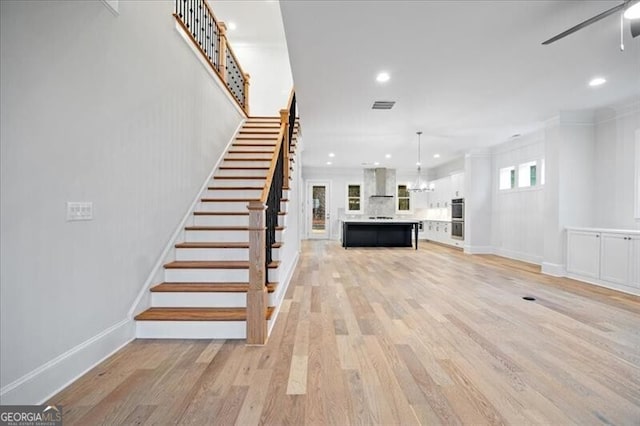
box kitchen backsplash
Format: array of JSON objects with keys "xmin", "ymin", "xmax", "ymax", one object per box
[{"xmin": 363, "ymin": 168, "xmax": 396, "ymax": 217}]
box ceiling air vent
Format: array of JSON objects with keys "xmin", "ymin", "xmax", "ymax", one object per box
[{"xmin": 371, "ymin": 101, "xmax": 395, "ymax": 110}]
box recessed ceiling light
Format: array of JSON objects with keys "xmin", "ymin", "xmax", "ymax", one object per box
[
  {"xmin": 433, "ymin": 154, "xmax": 440, "ymax": 159},
  {"xmin": 326, "ymin": 161, "xmax": 332, "ymax": 165},
  {"xmin": 328, "ymin": 152, "xmax": 335, "ymax": 157},
  {"xmin": 416, "ymin": 162, "xmax": 421, "ymax": 166},
  {"xmin": 376, "ymin": 72, "xmax": 390, "ymax": 83},
  {"xmin": 624, "ymin": 3, "xmax": 640, "ymax": 19},
  {"xmin": 385, "ymin": 154, "xmax": 391, "ymax": 159},
  {"xmin": 373, "ymin": 161, "xmax": 380, "ymax": 166},
  {"xmin": 228, "ymin": 22, "xmax": 237, "ymax": 31},
  {"xmin": 589, "ymin": 77, "xmax": 606, "ymax": 87}
]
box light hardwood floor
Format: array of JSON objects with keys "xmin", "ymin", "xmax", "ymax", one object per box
[{"xmin": 49, "ymin": 240, "xmax": 640, "ymax": 425}]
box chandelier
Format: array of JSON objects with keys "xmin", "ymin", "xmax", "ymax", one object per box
[{"xmin": 408, "ymin": 131, "xmax": 433, "ymax": 192}]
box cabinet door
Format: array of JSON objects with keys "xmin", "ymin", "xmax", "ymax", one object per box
[
  {"xmin": 629, "ymin": 236, "xmax": 640, "ymax": 289},
  {"xmin": 450, "ymin": 173, "xmax": 460, "ymax": 198},
  {"xmin": 599, "ymin": 233, "xmax": 629, "ymax": 285},
  {"xmin": 566, "ymin": 231, "xmax": 600, "ymax": 279}
]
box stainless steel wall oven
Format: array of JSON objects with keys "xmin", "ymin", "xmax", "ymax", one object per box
[{"xmin": 451, "ymin": 198, "xmax": 464, "ymax": 240}]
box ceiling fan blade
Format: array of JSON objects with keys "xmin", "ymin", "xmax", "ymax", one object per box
[
  {"xmin": 631, "ymin": 19, "xmax": 640, "ymax": 37},
  {"xmin": 542, "ymin": 2, "xmax": 629, "ymax": 45}
]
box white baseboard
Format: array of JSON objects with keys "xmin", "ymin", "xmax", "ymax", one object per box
[
  {"xmin": 268, "ymin": 250, "xmax": 300, "ymax": 337},
  {"xmin": 463, "ymin": 245, "xmax": 494, "ymax": 254},
  {"xmin": 493, "ymin": 247, "xmax": 542, "ymax": 265},
  {"xmin": 0, "ymin": 319, "xmax": 134, "ymax": 405},
  {"xmin": 541, "ymin": 262, "xmax": 566, "ymax": 277},
  {"xmin": 565, "ymin": 273, "xmax": 640, "ymax": 296}
]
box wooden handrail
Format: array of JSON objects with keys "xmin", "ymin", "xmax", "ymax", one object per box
[{"xmin": 259, "ymin": 123, "xmax": 286, "ymax": 202}]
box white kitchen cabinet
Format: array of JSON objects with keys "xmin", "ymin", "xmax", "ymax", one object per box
[
  {"xmin": 630, "ymin": 237, "xmax": 640, "ymax": 289},
  {"xmin": 600, "ymin": 233, "xmax": 629, "ymax": 285},
  {"xmin": 600, "ymin": 233, "xmax": 640, "ymax": 289},
  {"xmin": 566, "ymin": 230, "xmax": 600, "ymax": 280},
  {"xmin": 451, "ymin": 173, "xmax": 465, "ymax": 198},
  {"xmin": 566, "ymin": 228, "xmax": 639, "ymax": 295}
]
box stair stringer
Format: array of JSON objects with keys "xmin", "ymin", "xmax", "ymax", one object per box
[{"xmin": 127, "ymin": 120, "xmax": 246, "ymax": 320}]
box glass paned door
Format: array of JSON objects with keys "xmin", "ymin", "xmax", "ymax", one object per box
[{"xmin": 308, "ymin": 182, "xmax": 329, "ymax": 239}]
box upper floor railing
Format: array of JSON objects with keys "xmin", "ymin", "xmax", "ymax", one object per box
[{"xmin": 174, "ymin": 0, "xmax": 250, "ymax": 115}]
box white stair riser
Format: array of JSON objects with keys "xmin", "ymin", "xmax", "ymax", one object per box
[
  {"xmin": 205, "ymin": 189, "xmax": 263, "ymax": 199},
  {"xmin": 192, "ymin": 215, "xmax": 284, "ymax": 227},
  {"xmin": 198, "ymin": 201, "xmax": 253, "ymax": 212},
  {"xmin": 136, "ymin": 321, "xmax": 246, "ymax": 339},
  {"xmin": 176, "ymin": 247, "xmax": 280, "ymax": 261},
  {"xmin": 229, "ymin": 146, "xmax": 275, "ymax": 152},
  {"xmin": 216, "ymin": 169, "xmax": 268, "ymax": 177},
  {"xmin": 176, "ymin": 247, "xmax": 249, "ymax": 261},
  {"xmin": 265, "ymin": 267, "xmax": 280, "ymax": 282},
  {"xmin": 151, "ymin": 292, "xmax": 247, "ymax": 308},
  {"xmin": 193, "ymin": 215, "xmax": 249, "ymax": 226},
  {"xmin": 222, "ymin": 160, "xmax": 271, "ymax": 168},
  {"xmin": 164, "ymin": 268, "xmax": 248, "ymax": 282},
  {"xmin": 233, "ymin": 141, "xmax": 277, "ymax": 146},
  {"xmin": 209, "ymin": 179, "xmax": 266, "ymax": 188},
  {"xmin": 185, "ymin": 229, "xmax": 283, "ymax": 242},
  {"xmin": 226, "ymin": 152, "xmax": 273, "ymax": 160}
]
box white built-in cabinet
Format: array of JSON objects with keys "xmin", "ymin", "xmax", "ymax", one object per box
[
  {"xmin": 451, "ymin": 172, "xmax": 465, "ymax": 198},
  {"xmin": 566, "ymin": 228, "xmax": 640, "ymax": 295},
  {"xmin": 427, "ymin": 172, "xmax": 464, "ymax": 208},
  {"xmin": 420, "ymin": 172, "xmax": 465, "ymax": 249}
]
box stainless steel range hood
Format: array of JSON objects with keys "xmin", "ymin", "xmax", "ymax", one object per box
[{"xmin": 370, "ymin": 168, "xmax": 393, "ymax": 198}]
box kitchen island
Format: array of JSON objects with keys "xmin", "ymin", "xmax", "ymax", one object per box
[{"xmin": 342, "ymin": 219, "xmax": 420, "ymax": 249}]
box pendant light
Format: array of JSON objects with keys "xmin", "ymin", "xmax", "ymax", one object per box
[{"xmin": 408, "ymin": 131, "xmax": 433, "ymax": 192}]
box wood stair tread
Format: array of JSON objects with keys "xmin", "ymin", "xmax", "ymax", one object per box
[
  {"xmin": 151, "ymin": 282, "xmax": 277, "ymax": 293},
  {"xmin": 164, "ymin": 260, "xmax": 280, "ymax": 269},
  {"xmin": 224, "ymin": 158, "xmax": 271, "ymax": 162},
  {"xmin": 200, "ymin": 198, "xmax": 260, "ymax": 202},
  {"xmin": 228, "ymin": 150, "xmax": 275, "ymax": 154},
  {"xmin": 175, "ymin": 242, "xmax": 282, "ymax": 248},
  {"xmin": 185, "ymin": 226, "xmax": 284, "ymax": 231},
  {"xmin": 219, "ymin": 166, "xmax": 269, "ymax": 170},
  {"xmin": 192, "ymin": 211, "xmax": 287, "ymax": 216},
  {"xmin": 213, "ymin": 176, "xmax": 266, "ymax": 180},
  {"xmin": 135, "ymin": 307, "xmax": 275, "ymax": 321},
  {"xmin": 207, "ymin": 186, "xmax": 264, "ymax": 190}
]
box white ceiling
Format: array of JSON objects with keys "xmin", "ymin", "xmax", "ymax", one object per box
[{"xmin": 278, "ymin": 1, "xmax": 640, "ymax": 171}]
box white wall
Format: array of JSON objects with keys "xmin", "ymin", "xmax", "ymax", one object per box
[
  {"xmin": 490, "ymin": 133, "xmax": 545, "ymax": 264},
  {"xmin": 464, "ymin": 150, "xmax": 493, "ymax": 253},
  {"xmin": 0, "ymin": 0, "xmax": 243, "ymax": 403},
  {"xmin": 231, "ymin": 44, "xmax": 293, "ymax": 116},
  {"xmin": 542, "ymin": 112, "xmax": 596, "ymax": 274},
  {"xmin": 594, "ymin": 102, "xmax": 640, "ymax": 230},
  {"xmin": 302, "ymin": 167, "xmax": 362, "ymax": 239}
]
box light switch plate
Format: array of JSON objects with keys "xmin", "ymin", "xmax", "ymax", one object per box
[{"xmin": 67, "ymin": 202, "xmax": 93, "ymax": 221}]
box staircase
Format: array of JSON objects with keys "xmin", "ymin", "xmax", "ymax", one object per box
[{"xmin": 135, "ymin": 116, "xmax": 298, "ymax": 339}]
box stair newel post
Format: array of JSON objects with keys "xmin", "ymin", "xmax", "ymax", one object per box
[
  {"xmin": 243, "ymin": 73, "xmax": 251, "ymax": 116},
  {"xmin": 218, "ymin": 22, "xmax": 228, "ymax": 82},
  {"xmin": 247, "ymin": 200, "xmax": 268, "ymax": 344},
  {"xmin": 280, "ymin": 108, "xmax": 290, "ymax": 190}
]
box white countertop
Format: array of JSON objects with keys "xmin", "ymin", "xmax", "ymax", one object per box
[{"xmin": 566, "ymin": 226, "xmax": 640, "ymax": 235}]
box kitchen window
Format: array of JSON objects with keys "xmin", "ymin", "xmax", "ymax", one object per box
[
  {"xmin": 397, "ymin": 184, "xmax": 410, "ymax": 212},
  {"xmin": 346, "ymin": 183, "xmax": 362, "ymax": 213},
  {"xmin": 518, "ymin": 161, "xmax": 537, "ymax": 188},
  {"xmin": 499, "ymin": 166, "xmax": 515, "ymax": 190}
]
